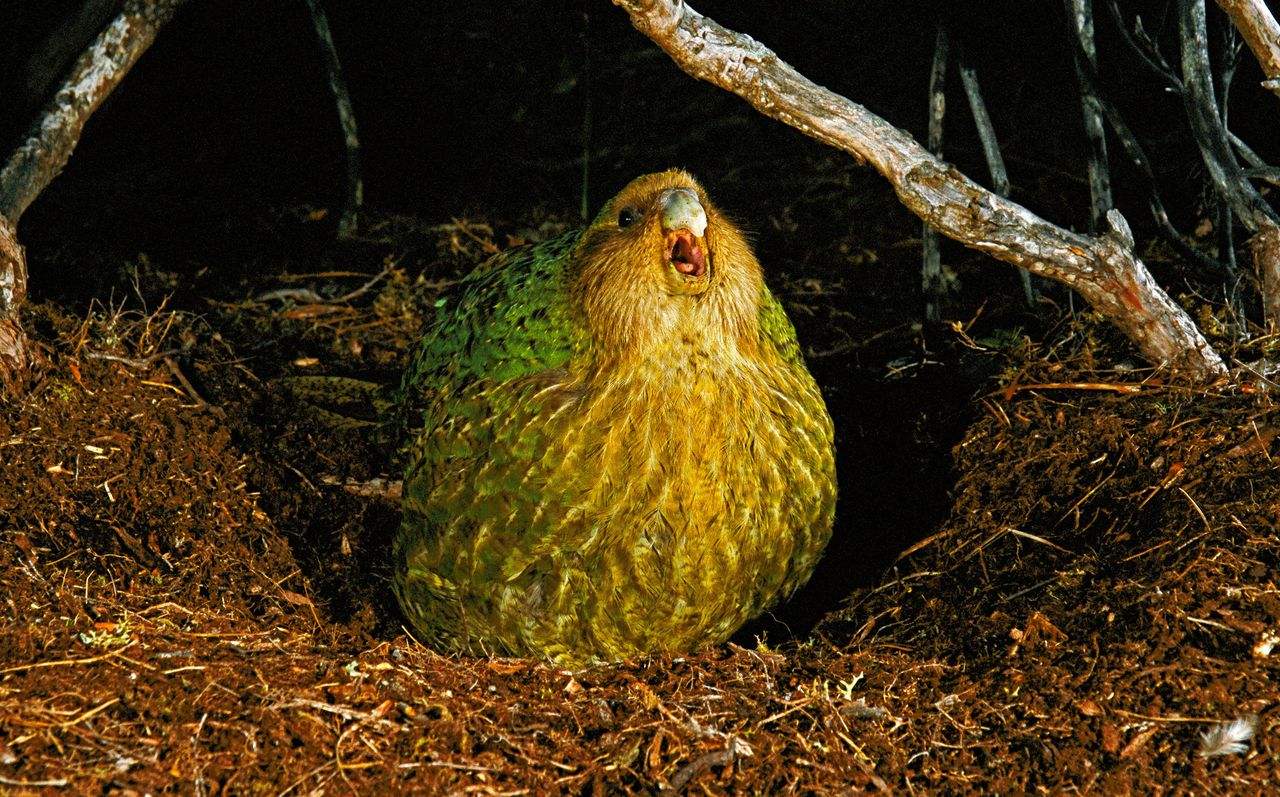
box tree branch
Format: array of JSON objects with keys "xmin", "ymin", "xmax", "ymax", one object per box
[
  {"xmin": 1067, "ymin": 2, "xmax": 1227, "ymax": 277},
  {"xmin": 1179, "ymin": 0, "xmax": 1278, "ymax": 232},
  {"xmin": 12, "ymin": 0, "xmax": 122, "ymax": 127},
  {"xmin": 0, "ymin": 0, "xmax": 187, "ymax": 222},
  {"xmin": 958, "ymin": 50, "xmax": 1036, "ymax": 306},
  {"xmin": 0, "ymin": 0, "xmax": 187, "ymax": 389},
  {"xmin": 1180, "ymin": 0, "xmax": 1280, "ymax": 329},
  {"xmin": 1214, "ymin": 0, "xmax": 1280, "ymax": 96},
  {"xmin": 1067, "ymin": 0, "xmax": 1114, "ymax": 232},
  {"xmin": 304, "ymin": 0, "xmax": 363, "ymax": 238},
  {"xmin": 1215, "ymin": 20, "xmax": 1242, "ymax": 322},
  {"xmin": 613, "ymin": 0, "xmax": 1227, "ymax": 382},
  {"xmin": 923, "ymin": 25, "xmax": 949, "ymax": 323}
]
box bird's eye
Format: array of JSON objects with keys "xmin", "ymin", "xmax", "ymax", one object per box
[{"xmin": 617, "ymin": 207, "xmax": 639, "ymax": 228}]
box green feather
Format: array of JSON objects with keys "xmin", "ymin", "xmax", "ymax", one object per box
[
  {"xmin": 390, "ymin": 231, "xmax": 588, "ymax": 444},
  {"xmin": 757, "ymin": 287, "xmax": 807, "ymax": 368}
]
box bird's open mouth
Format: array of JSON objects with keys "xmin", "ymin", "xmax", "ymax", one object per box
[{"xmin": 665, "ymin": 229, "xmax": 707, "ymax": 278}]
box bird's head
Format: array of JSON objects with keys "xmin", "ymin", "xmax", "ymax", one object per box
[{"xmin": 572, "ymin": 170, "xmax": 764, "ymax": 358}]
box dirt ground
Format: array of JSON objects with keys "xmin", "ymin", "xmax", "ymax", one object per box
[{"xmin": 1, "ymin": 182, "xmax": 1277, "ymax": 794}]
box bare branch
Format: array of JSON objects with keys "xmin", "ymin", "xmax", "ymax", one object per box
[
  {"xmin": 1070, "ymin": 4, "xmax": 1227, "ymax": 277},
  {"xmin": 958, "ymin": 51, "xmax": 1036, "ymax": 307},
  {"xmin": 923, "ymin": 25, "xmax": 949, "ymax": 323},
  {"xmin": 1067, "ymin": 0, "xmax": 1114, "ymax": 232},
  {"xmin": 12, "ymin": 0, "xmax": 122, "ymax": 121},
  {"xmin": 0, "ymin": 0, "xmax": 188, "ymax": 222},
  {"xmin": 1105, "ymin": 1, "xmax": 1270, "ymax": 178},
  {"xmin": 613, "ymin": 0, "xmax": 1227, "ymax": 381},
  {"xmin": 1180, "ymin": 0, "xmax": 1280, "ymax": 329},
  {"xmin": 1214, "ymin": 0, "xmax": 1280, "ymax": 95},
  {"xmin": 0, "ymin": 0, "xmax": 187, "ymax": 389},
  {"xmin": 1104, "ymin": 0, "xmax": 1183, "ymax": 88},
  {"xmin": 956, "ymin": 69, "xmax": 1009, "ymax": 199},
  {"xmin": 1179, "ymin": 0, "xmax": 1278, "ymax": 232},
  {"xmin": 304, "ymin": 0, "xmax": 363, "ymax": 238},
  {"xmin": 1216, "ymin": 21, "xmax": 1242, "ymax": 320}
]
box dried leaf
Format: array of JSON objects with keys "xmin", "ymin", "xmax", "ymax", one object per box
[
  {"xmin": 1077, "ymin": 699, "xmax": 1104, "ymax": 717},
  {"xmin": 278, "ymin": 589, "xmax": 313, "ymax": 607},
  {"xmin": 1120, "ymin": 724, "xmax": 1158, "ymax": 760}
]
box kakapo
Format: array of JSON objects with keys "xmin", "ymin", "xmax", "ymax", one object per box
[{"xmin": 391, "ymin": 170, "xmax": 836, "ymax": 664}]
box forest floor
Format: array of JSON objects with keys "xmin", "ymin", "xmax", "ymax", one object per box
[{"xmin": 1, "ymin": 178, "xmax": 1277, "ymax": 794}]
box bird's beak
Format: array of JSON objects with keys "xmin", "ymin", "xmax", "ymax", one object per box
[{"xmin": 660, "ymin": 188, "xmax": 709, "ymax": 279}]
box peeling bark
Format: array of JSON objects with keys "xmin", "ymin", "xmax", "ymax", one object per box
[
  {"xmin": 0, "ymin": 217, "xmax": 30, "ymax": 390},
  {"xmin": 1253, "ymin": 227, "xmax": 1280, "ymax": 332},
  {"xmin": 613, "ymin": 0, "xmax": 1228, "ymax": 382}
]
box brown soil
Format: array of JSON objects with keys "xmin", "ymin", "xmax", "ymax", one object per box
[{"xmin": 1, "ymin": 201, "xmax": 1277, "ymax": 794}]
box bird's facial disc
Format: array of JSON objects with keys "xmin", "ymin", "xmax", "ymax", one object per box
[{"xmin": 660, "ymin": 188, "xmax": 709, "ymax": 284}]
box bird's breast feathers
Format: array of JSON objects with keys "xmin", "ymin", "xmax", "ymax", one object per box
[{"xmin": 393, "ymin": 170, "xmax": 836, "ymax": 662}]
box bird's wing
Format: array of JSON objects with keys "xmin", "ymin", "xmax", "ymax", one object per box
[
  {"xmin": 756, "ymin": 284, "xmax": 807, "ymax": 368},
  {"xmin": 393, "ymin": 230, "xmax": 589, "ymax": 440}
]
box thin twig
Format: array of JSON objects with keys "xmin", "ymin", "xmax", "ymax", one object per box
[
  {"xmin": 1177, "ymin": 486, "xmax": 1212, "ymax": 530},
  {"xmin": 57, "ymin": 697, "xmax": 120, "ymax": 728},
  {"xmin": 922, "ymin": 23, "xmax": 949, "ymax": 324},
  {"xmin": 85, "ymin": 347, "xmax": 181, "ymax": 368},
  {"xmin": 0, "ymin": 776, "xmax": 71, "ymax": 787},
  {"xmin": 958, "ymin": 49, "xmax": 1035, "ymax": 306},
  {"xmin": 1067, "ymin": 0, "xmax": 1115, "ymax": 232},
  {"xmin": 1103, "ymin": 0, "xmax": 1183, "ymax": 87},
  {"xmin": 1068, "ymin": 8, "xmax": 1228, "ymax": 277},
  {"xmin": 0, "ymin": 648, "xmax": 125, "ymax": 675},
  {"xmin": 164, "ymin": 355, "xmax": 214, "ymax": 411},
  {"xmin": 1006, "ymin": 527, "xmax": 1077, "ymax": 555},
  {"xmin": 303, "ymin": 0, "xmax": 362, "ymax": 237},
  {"xmin": 273, "ymin": 699, "xmax": 397, "ymax": 728},
  {"xmin": 997, "ymin": 381, "xmax": 1147, "ymax": 396}
]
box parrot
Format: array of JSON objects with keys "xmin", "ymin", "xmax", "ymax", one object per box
[{"xmin": 391, "ymin": 169, "xmax": 836, "ymax": 664}]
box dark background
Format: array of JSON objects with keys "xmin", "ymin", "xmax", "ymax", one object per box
[{"xmin": 6, "ymin": 1, "xmax": 1274, "ymax": 246}]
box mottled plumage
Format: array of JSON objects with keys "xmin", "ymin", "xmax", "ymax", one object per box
[{"xmin": 392, "ymin": 170, "xmax": 836, "ymax": 664}]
